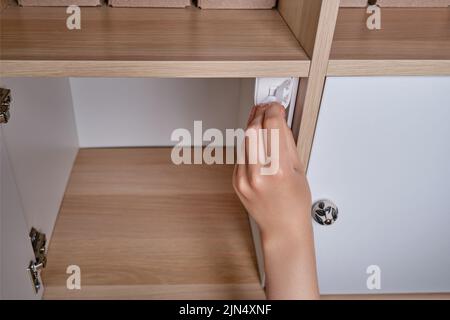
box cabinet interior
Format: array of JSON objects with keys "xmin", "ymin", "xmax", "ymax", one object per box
[{"xmin": 1, "ymin": 77, "xmax": 276, "ymax": 299}]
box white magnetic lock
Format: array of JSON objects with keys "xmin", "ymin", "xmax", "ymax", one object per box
[
  {"xmin": 254, "ymin": 78, "xmax": 295, "ymax": 109},
  {"xmin": 254, "ymin": 77, "xmax": 299, "ymax": 128}
]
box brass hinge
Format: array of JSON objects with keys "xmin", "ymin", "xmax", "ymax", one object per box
[
  {"xmin": 28, "ymin": 227, "xmax": 47, "ymax": 294},
  {"xmin": 0, "ymin": 87, "xmax": 12, "ymax": 124}
]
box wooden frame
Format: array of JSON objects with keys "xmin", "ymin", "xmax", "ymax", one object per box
[
  {"xmin": 2, "ymin": 0, "xmax": 450, "ymax": 300},
  {"xmin": 279, "ymin": 0, "xmax": 340, "ymax": 169},
  {"xmin": 280, "ymin": 2, "xmax": 450, "ymax": 168}
]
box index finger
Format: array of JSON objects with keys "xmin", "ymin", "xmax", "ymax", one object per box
[{"xmin": 262, "ymin": 103, "xmax": 300, "ymax": 168}]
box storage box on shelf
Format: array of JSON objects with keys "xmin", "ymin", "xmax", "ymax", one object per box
[
  {"xmin": 18, "ymin": 0, "xmax": 102, "ymax": 6},
  {"xmin": 340, "ymin": 0, "xmax": 450, "ymax": 7},
  {"xmin": 108, "ymin": 0, "xmax": 191, "ymax": 7},
  {"xmin": 198, "ymin": 0, "xmax": 276, "ymax": 9}
]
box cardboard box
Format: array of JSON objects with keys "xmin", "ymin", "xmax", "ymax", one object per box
[
  {"xmin": 340, "ymin": 0, "xmax": 450, "ymax": 7},
  {"xmin": 1, "ymin": 0, "xmax": 9, "ymax": 11},
  {"xmin": 18, "ymin": 0, "xmax": 102, "ymax": 6},
  {"xmin": 108, "ymin": 0, "xmax": 191, "ymax": 7},
  {"xmin": 197, "ymin": 0, "xmax": 277, "ymax": 9}
]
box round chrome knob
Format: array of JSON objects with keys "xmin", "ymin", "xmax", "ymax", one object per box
[{"xmin": 312, "ymin": 200, "xmax": 338, "ymax": 226}]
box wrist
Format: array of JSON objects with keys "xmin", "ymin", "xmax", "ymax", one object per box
[
  {"xmin": 260, "ymin": 217, "xmax": 314, "ymax": 254},
  {"xmin": 260, "ymin": 217, "xmax": 319, "ymax": 300}
]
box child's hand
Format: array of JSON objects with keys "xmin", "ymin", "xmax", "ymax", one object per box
[
  {"xmin": 233, "ymin": 102, "xmax": 319, "ymax": 300},
  {"xmin": 233, "ymin": 102, "xmax": 311, "ymax": 238}
]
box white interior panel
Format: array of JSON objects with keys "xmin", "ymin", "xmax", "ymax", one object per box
[
  {"xmin": 308, "ymin": 76, "xmax": 450, "ymax": 294},
  {"xmin": 0, "ymin": 78, "xmax": 79, "ymax": 240},
  {"xmin": 70, "ymin": 78, "xmax": 243, "ymax": 147},
  {"xmin": 1, "ymin": 129, "xmax": 42, "ymax": 299},
  {"xmin": 237, "ymin": 79, "xmax": 256, "ymax": 129}
]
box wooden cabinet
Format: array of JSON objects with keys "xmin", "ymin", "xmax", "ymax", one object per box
[{"xmin": 1, "ymin": 0, "xmax": 449, "ymax": 300}]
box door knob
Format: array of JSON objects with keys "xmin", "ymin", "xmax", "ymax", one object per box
[{"xmin": 312, "ymin": 200, "xmax": 338, "ymax": 226}]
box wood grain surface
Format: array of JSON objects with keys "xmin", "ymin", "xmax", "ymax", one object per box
[
  {"xmin": 278, "ymin": 0, "xmax": 323, "ymax": 58},
  {"xmin": 328, "ymin": 8, "xmax": 450, "ymax": 75},
  {"xmin": 42, "ymin": 148, "xmax": 264, "ymax": 299},
  {"xmin": 294, "ymin": 0, "xmax": 340, "ymax": 169},
  {"xmin": 0, "ymin": 6, "xmax": 309, "ymax": 77}
]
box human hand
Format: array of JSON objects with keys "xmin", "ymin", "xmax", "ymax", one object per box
[
  {"xmin": 232, "ymin": 102, "xmax": 319, "ymax": 300},
  {"xmin": 233, "ymin": 102, "xmax": 312, "ymax": 239}
]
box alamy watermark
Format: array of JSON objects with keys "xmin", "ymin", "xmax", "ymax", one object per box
[
  {"xmin": 66, "ymin": 5, "xmax": 81, "ymax": 30},
  {"xmin": 366, "ymin": 4, "xmax": 381, "ymax": 30},
  {"xmin": 66, "ymin": 265, "xmax": 81, "ymax": 290},
  {"xmin": 171, "ymin": 121, "xmax": 280, "ymax": 176},
  {"xmin": 366, "ymin": 265, "xmax": 381, "ymax": 290}
]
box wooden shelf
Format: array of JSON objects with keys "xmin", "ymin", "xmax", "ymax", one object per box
[
  {"xmin": 42, "ymin": 148, "xmax": 264, "ymax": 299},
  {"xmin": 328, "ymin": 8, "xmax": 450, "ymax": 76},
  {"xmin": 0, "ymin": 5, "xmax": 310, "ymax": 78}
]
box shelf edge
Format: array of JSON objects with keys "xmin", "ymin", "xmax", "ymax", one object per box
[
  {"xmin": 327, "ymin": 60, "xmax": 450, "ymax": 76},
  {"xmin": 0, "ymin": 60, "xmax": 310, "ymax": 78}
]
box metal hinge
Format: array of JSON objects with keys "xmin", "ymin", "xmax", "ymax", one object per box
[
  {"xmin": 0, "ymin": 87, "xmax": 12, "ymax": 124},
  {"xmin": 28, "ymin": 261, "xmax": 44, "ymax": 294},
  {"xmin": 28, "ymin": 227, "xmax": 47, "ymax": 294}
]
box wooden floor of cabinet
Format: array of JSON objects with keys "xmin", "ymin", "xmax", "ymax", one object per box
[{"xmin": 42, "ymin": 148, "xmax": 265, "ymax": 300}]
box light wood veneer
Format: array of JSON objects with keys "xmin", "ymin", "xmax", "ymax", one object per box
[
  {"xmin": 0, "ymin": 6, "xmax": 309, "ymax": 77},
  {"xmin": 328, "ymin": 8, "xmax": 450, "ymax": 76},
  {"xmin": 42, "ymin": 148, "xmax": 265, "ymax": 299}
]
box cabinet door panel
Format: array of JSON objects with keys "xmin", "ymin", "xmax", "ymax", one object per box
[
  {"xmin": 308, "ymin": 77, "xmax": 450, "ymax": 294},
  {"xmin": 1, "ymin": 78, "xmax": 78, "ymax": 239},
  {"xmin": 1, "ymin": 129, "xmax": 41, "ymax": 299}
]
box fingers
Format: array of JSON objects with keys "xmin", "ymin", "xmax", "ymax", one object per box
[
  {"xmin": 260, "ymin": 103, "xmax": 292, "ymax": 168},
  {"xmin": 262, "ymin": 103, "xmax": 300, "ymax": 169},
  {"xmin": 239, "ymin": 102, "xmax": 300, "ymax": 188},
  {"xmin": 233, "ymin": 161, "xmax": 248, "ymax": 199},
  {"xmin": 246, "ymin": 105, "xmax": 257, "ymax": 127},
  {"xmin": 246, "ymin": 105, "xmax": 269, "ymax": 181},
  {"xmin": 235, "ymin": 105, "xmax": 265, "ymax": 198},
  {"xmin": 246, "ymin": 105, "xmax": 266, "ymax": 165}
]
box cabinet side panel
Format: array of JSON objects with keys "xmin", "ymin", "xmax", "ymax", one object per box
[{"xmin": 278, "ymin": 0, "xmax": 323, "ymax": 58}]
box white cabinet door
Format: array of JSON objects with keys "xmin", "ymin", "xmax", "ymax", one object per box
[
  {"xmin": 0, "ymin": 79, "xmax": 78, "ymax": 298},
  {"xmin": 308, "ymin": 77, "xmax": 450, "ymax": 294},
  {"xmin": 1, "ymin": 128, "xmax": 41, "ymax": 299},
  {"xmin": 0, "ymin": 79, "xmax": 78, "ymax": 239}
]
